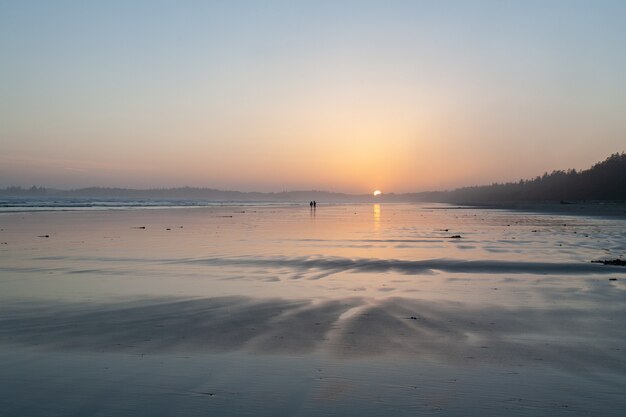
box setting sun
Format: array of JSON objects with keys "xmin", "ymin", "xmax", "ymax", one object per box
[{"xmin": 373, "ymin": 190, "xmax": 382, "ymax": 196}]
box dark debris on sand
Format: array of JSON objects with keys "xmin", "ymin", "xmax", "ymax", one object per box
[{"xmin": 591, "ymin": 259, "xmax": 626, "ymax": 266}]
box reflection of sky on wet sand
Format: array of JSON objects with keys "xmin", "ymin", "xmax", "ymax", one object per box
[
  {"xmin": 1, "ymin": 204, "xmax": 624, "ymax": 308},
  {"xmin": 1, "ymin": 204, "xmax": 625, "ymax": 416},
  {"xmin": 1, "ymin": 204, "xmax": 624, "ymax": 304}
]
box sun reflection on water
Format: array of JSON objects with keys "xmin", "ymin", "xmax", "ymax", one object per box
[{"xmin": 373, "ymin": 204, "xmax": 381, "ymax": 231}]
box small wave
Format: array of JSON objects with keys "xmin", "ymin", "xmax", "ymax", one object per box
[{"xmin": 0, "ymin": 198, "xmax": 300, "ymax": 211}]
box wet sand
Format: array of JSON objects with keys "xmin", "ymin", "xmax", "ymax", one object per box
[{"xmin": 0, "ymin": 203, "xmax": 625, "ymax": 416}]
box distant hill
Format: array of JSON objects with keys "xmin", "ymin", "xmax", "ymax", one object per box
[
  {"xmin": 0, "ymin": 185, "xmax": 371, "ymax": 202},
  {"xmin": 1, "ymin": 152, "xmax": 624, "ymax": 203}
]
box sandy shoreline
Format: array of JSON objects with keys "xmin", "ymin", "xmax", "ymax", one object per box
[
  {"xmin": 1, "ymin": 295, "xmax": 625, "ymax": 371},
  {"xmin": 1, "ymin": 204, "xmax": 625, "ymax": 416}
]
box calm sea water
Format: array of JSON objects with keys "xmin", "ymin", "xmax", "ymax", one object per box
[
  {"xmin": 0, "ymin": 203, "xmax": 625, "ymax": 416},
  {"xmin": 0, "ymin": 197, "xmax": 294, "ymax": 211}
]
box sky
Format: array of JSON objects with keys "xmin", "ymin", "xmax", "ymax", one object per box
[{"xmin": 1, "ymin": 0, "xmax": 625, "ymax": 193}]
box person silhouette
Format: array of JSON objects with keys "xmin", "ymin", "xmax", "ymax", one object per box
[
  {"xmin": 313, "ymin": 200, "xmax": 317, "ymax": 208},
  {"xmin": 309, "ymin": 201, "xmax": 313, "ymax": 208}
]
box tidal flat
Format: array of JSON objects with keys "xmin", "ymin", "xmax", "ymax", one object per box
[{"xmin": 0, "ymin": 203, "xmax": 625, "ymax": 416}]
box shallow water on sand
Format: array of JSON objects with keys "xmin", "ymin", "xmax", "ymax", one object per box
[{"xmin": 0, "ymin": 203, "xmax": 625, "ymax": 416}]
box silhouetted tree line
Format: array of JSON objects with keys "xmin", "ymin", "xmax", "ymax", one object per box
[{"xmin": 444, "ymin": 152, "xmax": 626, "ymax": 202}]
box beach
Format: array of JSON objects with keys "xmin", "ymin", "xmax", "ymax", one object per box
[{"xmin": 1, "ymin": 203, "xmax": 625, "ymax": 416}]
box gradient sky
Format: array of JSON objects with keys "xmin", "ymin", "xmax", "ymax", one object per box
[{"xmin": 1, "ymin": 1, "xmax": 625, "ymax": 193}]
